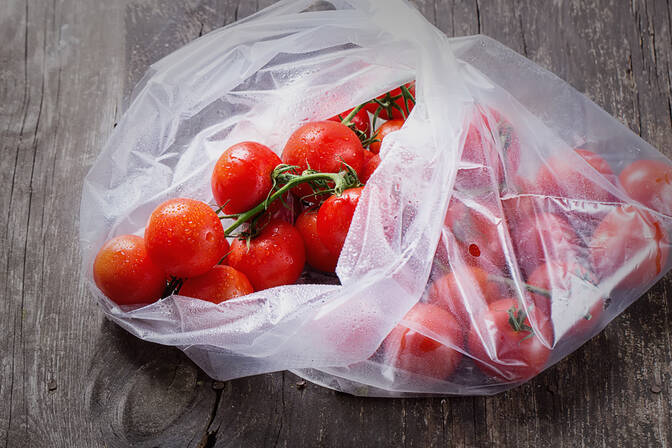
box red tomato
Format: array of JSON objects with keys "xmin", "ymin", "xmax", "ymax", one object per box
[
  {"xmin": 364, "ymin": 82, "xmax": 416, "ymax": 120},
  {"xmin": 211, "ymin": 142, "xmax": 281, "ymax": 214},
  {"xmin": 427, "ymin": 267, "xmax": 505, "ymax": 328},
  {"xmin": 467, "ymin": 298, "xmax": 551, "ymax": 382},
  {"xmin": 383, "ymin": 303, "xmax": 463, "ymax": 380},
  {"xmin": 443, "ymin": 198, "xmax": 506, "ymax": 272},
  {"xmin": 179, "ymin": 265, "xmax": 253, "ymax": 304},
  {"xmin": 508, "ymin": 211, "xmax": 580, "ymax": 277},
  {"xmin": 534, "ymin": 149, "xmax": 614, "ymax": 202},
  {"xmin": 361, "ymin": 153, "xmax": 381, "ymax": 183},
  {"xmin": 527, "ymin": 261, "xmax": 604, "ymax": 338},
  {"xmin": 145, "ymin": 198, "xmax": 229, "ymax": 278},
  {"xmin": 93, "ymin": 235, "xmax": 166, "ymax": 305},
  {"xmin": 262, "ymin": 192, "xmax": 301, "ymax": 224},
  {"xmin": 619, "ymin": 159, "xmax": 672, "ymax": 214},
  {"xmin": 281, "ymin": 121, "xmax": 365, "ymax": 201},
  {"xmin": 227, "ymin": 219, "xmax": 306, "ymax": 291},
  {"xmin": 329, "ymin": 107, "xmax": 371, "ymax": 138},
  {"xmin": 590, "ymin": 205, "xmax": 669, "ymax": 290},
  {"xmin": 369, "ymin": 119, "xmax": 403, "ymax": 154},
  {"xmin": 295, "ymin": 208, "xmax": 339, "ymax": 273},
  {"xmin": 316, "ymin": 187, "xmax": 363, "ymax": 257}
]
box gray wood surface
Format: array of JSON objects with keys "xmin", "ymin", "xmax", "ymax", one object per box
[{"xmin": 2, "ymin": 0, "xmax": 672, "ymax": 446}]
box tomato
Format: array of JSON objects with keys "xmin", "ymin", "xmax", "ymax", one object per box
[
  {"xmin": 316, "ymin": 187, "xmax": 363, "ymax": 257},
  {"xmin": 507, "ymin": 211, "xmax": 580, "ymax": 277},
  {"xmin": 262, "ymin": 192, "xmax": 301, "ymax": 224},
  {"xmin": 383, "ymin": 303, "xmax": 463, "ymax": 380},
  {"xmin": 467, "ymin": 298, "xmax": 551, "ymax": 382},
  {"xmin": 145, "ymin": 198, "xmax": 229, "ymax": 278},
  {"xmin": 361, "ymin": 153, "xmax": 381, "ymax": 183},
  {"xmin": 227, "ymin": 219, "xmax": 306, "ymax": 291},
  {"xmin": 534, "ymin": 149, "xmax": 614, "ymax": 202},
  {"xmin": 619, "ymin": 159, "xmax": 672, "ymax": 214},
  {"xmin": 295, "ymin": 208, "xmax": 338, "ymax": 273},
  {"xmin": 329, "ymin": 107, "xmax": 371, "ymax": 138},
  {"xmin": 527, "ymin": 261, "xmax": 604, "ymax": 338},
  {"xmin": 369, "ymin": 119, "xmax": 403, "ymax": 154},
  {"xmin": 590, "ymin": 205, "xmax": 669, "ymax": 290},
  {"xmin": 179, "ymin": 265, "xmax": 253, "ymax": 304},
  {"xmin": 281, "ymin": 121, "xmax": 365, "ymax": 201},
  {"xmin": 93, "ymin": 235, "xmax": 166, "ymax": 305},
  {"xmin": 443, "ymin": 197, "xmax": 506, "ymax": 272},
  {"xmin": 364, "ymin": 82, "xmax": 416, "ymax": 120},
  {"xmin": 427, "ymin": 267, "xmax": 506, "ymax": 328},
  {"xmin": 211, "ymin": 142, "xmax": 281, "ymax": 214}
]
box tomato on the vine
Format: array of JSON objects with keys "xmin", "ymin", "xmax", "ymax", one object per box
[
  {"xmin": 145, "ymin": 198, "xmax": 229, "ymax": 278},
  {"xmin": 383, "ymin": 303, "xmax": 463, "ymax": 380},
  {"xmin": 369, "ymin": 119, "xmax": 404, "ymax": 154},
  {"xmin": 227, "ymin": 219, "xmax": 306, "ymax": 291},
  {"xmin": 467, "ymin": 298, "xmax": 551, "ymax": 382},
  {"xmin": 361, "ymin": 153, "xmax": 381, "ymax": 183},
  {"xmin": 281, "ymin": 121, "xmax": 365, "ymax": 201},
  {"xmin": 179, "ymin": 265, "xmax": 253, "ymax": 304},
  {"xmin": 317, "ymin": 187, "xmax": 363, "ymax": 257},
  {"xmin": 93, "ymin": 235, "xmax": 166, "ymax": 305},
  {"xmin": 211, "ymin": 142, "xmax": 281, "ymax": 214},
  {"xmin": 364, "ymin": 82, "xmax": 416, "ymax": 120},
  {"xmin": 295, "ymin": 208, "xmax": 339, "ymax": 273},
  {"xmin": 329, "ymin": 107, "xmax": 371, "ymax": 138},
  {"xmin": 590, "ymin": 205, "xmax": 669, "ymax": 290},
  {"xmin": 619, "ymin": 159, "xmax": 672, "ymax": 214}
]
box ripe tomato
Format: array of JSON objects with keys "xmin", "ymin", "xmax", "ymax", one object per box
[
  {"xmin": 93, "ymin": 235, "xmax": 166, "ymax": 305},
  {"xmin": 427, "ymin": 267, "xmax": 506, "ymax": 329},
  {"xmin": 443, "ymin": 197, "xmax": 506, "ymax": 272},
  {"xmin": 364, "ymin": 82, "xmax": 416, "ymax": 120},
  {"xmin": 467, "ymin": 298, "xmax": 551, "ymax": 382},
  {"xmin": 179, "ymin": 265, "xmax": 253, "ymax": 304},
  {"xmin": 211, "ymin": 142, "xmax": 281, "ymax": 214},
  {"xmin": 527, "ymin": 261, "xmax": 604, "ymax": 338},
  {"xmin": 383, "ymin": 303, "xmax": 463, "ymax": 380},
  {"xmin": 281, "ymin": 121, "xmax": 364, "ymax": 201},
  {"xmin": 295, "ymin": 208, "xmax": 339, "ymax": 273},
  {"xmin": 145, "ymin": 198, "xmax": 229, "ymax": 278},
  {"xmin": 590, "ymin": 205, "xmax": 669, "ymax": 290},
  {"xmin": 317, "ymin": 187, "xmax": 363, "ymax": 257},
  {"xmin": 534, "ymin": 149, "xmax": 614, "ymax": 202},
  {"xmin": 507, "ymin": 210, "xmax": 580, "ymax": 277},
  {"xmin": 361, "ymin": 153, "xmax": 381, "ymax": 183},
  {"xmin": 329, "ymin": 107, "xmax": 371, "ymax": 138},
  {"xmin": 619, "ymin": 159, "xmax": 672, "ymax": 214},
  {"xmin": 227, "ymin": 219, "xmax": 306, "ymax": 291},
  {"xmin": 369, "ymin": 119, "xmax": 404, "ymax": 154}
]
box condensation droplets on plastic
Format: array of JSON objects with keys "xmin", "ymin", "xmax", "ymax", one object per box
[{"xmin": 80, "ymin": 0, "xmax": 672, "ymax": 396}]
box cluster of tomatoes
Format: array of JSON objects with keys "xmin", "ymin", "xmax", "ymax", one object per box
[
  {"xmin": 382, "ymin": 106, "xmax": 672, "ymax": 384},
  {"xmin": 93, "ymin": 80, "xmax": 672, "ymax": 386}
]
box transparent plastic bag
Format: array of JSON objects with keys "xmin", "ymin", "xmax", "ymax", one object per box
[{"xmin": 80, "ymin": 0, "xmax": 672, "ymax": 396}]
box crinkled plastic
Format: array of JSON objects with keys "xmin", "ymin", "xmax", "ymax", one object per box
[{"xmin": 80, "ymin": 0, "xmax": 672, "ymax": 396}]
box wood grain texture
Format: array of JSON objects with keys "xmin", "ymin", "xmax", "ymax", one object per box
[{"xmin": 1, "ymin": 0, "xmax": 671, "ymax": 447}]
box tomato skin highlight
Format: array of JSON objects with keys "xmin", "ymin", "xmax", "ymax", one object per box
[
  {"xmin": 145, "ymin": 198, "xmax": 229, "ymax": 278},
  {"xmin": 281, "ymin": 121, "xmax": 364, "ymax": 201},
  {"xmin": 361, "ymin": 154, "xmax": 381, "ymax": 183},
  {"xmin": 619, "ymin": 159, "xmax": 672, "ymax": 214},
  {"xmin": 590, "ymin": 205, "xmax": 669, "ymax": 290},
  {"xmin": 211, "ymin": 142, "xmax": 281, "ymax": 214},
  {"xmin": 295, "ymin": 209, "xmax": 339, "ymax": 273},
  {"xmin": 467, "ymin": 298, "xmax": 551, "ymax": 382},
  {"xmin": 369, "ymin": 119, "xmax": 403, "ymax": 154},
  {"xmin": 179, "ymin": 265, "xmax": 253, "ymax": 304},
  {"xmin": 317, "ymin": 187, "xmax": 364, "ymax": 257},
  {"xmin": 227, "ymin": 219, "xmax": 306, "ymax": 291},
  {"xmin": 329, "ymin": 107, "xmax": 371, "ymax": 138},
  {"xmin": 383, "ymin": 303, "xmax": 463, "ymax": 380},
  {"xmin": 93, "ymin": 235, "xmax": 166, "ymax": 305}
]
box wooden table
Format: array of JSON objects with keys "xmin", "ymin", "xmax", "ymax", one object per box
[{"xmin": 2, "ymin": 0, "xmax": 672, "ymax": 446}]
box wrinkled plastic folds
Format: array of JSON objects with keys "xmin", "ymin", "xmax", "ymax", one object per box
[{"xmin": 80, "ymin": 0, "xmax": 672, "ymax": 396}]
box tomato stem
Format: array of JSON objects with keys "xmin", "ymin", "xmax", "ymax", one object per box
[{"xmin": 487, "ymin": 273, "xmax": 552, "ymax": 298}]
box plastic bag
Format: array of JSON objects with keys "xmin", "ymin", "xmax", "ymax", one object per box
[{"xmin": 80, "ymin": 0, "xmax": 672, "ymax": 396}]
